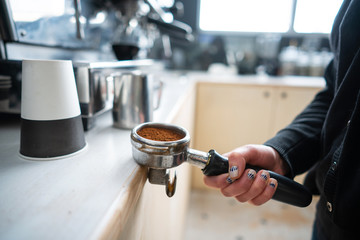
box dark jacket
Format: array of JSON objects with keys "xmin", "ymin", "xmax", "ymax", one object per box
[{"xmin": 264, "ymin": 1, "xmax": 360, "ymax": 239}]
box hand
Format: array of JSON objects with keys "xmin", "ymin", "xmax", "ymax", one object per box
[{"xmin": 203, "ymin": 144, "xmax": 289, "ymax": 206}]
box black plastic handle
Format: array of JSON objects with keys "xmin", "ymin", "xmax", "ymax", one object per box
[{"xmin": 202, "ymin": 150, "xmax": 312, "ymax": 207}]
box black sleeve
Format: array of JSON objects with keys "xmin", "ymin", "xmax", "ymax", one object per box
[{"xmin": 264, "ymin": 60, "xmax": 335, "ymax": 178}]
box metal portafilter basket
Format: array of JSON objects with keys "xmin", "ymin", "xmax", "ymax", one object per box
[{"xmin": 131, "ymin": 122, "xmax": 312, "ymax": 207}]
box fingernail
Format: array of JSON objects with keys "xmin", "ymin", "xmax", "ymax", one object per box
[
  {"xmin": 269, "ymin": 180, "xmax": 276, "ymax": 188},
  {"xmin": 247, "ymin": 169, "xmax": 256, "ymax": 180},
  {"xmin": 229, "ymin": 166, "xmax": 239, "ymax": 178},
  {"xmin": 226, "ymin": 176, "xmax": 233, "ymax": 184},
  {"xmin": 260, "ymin": 171, "xmax": 268, "ymax": 181}
]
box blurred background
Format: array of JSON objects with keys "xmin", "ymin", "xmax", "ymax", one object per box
[
  {"xmin": 164, "ymin": 0, "xmax": 340, "ymax": 77},
  {"xmin": 1, "ymin": 0, "xmax": 342, "ymax": 76}
]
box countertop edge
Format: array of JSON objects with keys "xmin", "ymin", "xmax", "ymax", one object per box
[{"xmin": 90, "ymin": 165, "xmax": 148, "ymax": 240}]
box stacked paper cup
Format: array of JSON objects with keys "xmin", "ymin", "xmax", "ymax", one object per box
[{"xmin": 20, "ymin": 59, "xmax": 86, "ymax": 160}]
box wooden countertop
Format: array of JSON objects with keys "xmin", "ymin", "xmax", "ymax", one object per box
[
  {"xmin": 0, "ymin": 72, "xmax": 193, "ymax": 240},
  {"xmin": 0, "ymin": 72, "xmax": 325, "ymax": 239}
]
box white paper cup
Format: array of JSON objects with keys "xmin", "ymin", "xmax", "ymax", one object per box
[{"xmin": 20, "ymin": 59, "xmax": 86, "ymax": 160}]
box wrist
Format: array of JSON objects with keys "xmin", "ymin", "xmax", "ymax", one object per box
[{"xmin": 270, "ymin": 147, "xmax": 291, "ymax": 176}]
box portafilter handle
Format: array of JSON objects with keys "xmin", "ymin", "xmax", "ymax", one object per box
[{"xmin": 188, "ymin": 149, "xmax": 312, "ymax": 208}]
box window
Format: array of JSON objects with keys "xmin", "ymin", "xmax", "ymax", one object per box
[
  {"xmin": 198, "ymin": 0, "xmax": 343, "ymax": 34},
  {"xmin": 294, "ymin": 0, "xmax": 343, "ymax": 33},
  {"xmin": 9, "ymin": 0, "xmax": 66, "ymax": 22},
  {"xmin": 199, "ymin": 0, "xmax": 293, "ymax": 33}
]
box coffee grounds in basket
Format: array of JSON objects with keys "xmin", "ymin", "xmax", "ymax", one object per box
[{"xmin": 137, "ymin": 127, "xmax": 184, "ymax": 141}]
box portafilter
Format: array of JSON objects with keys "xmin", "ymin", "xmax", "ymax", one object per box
[{"xmin": 131, "ymin": 122, "xmax": 312, "ymax": 207}]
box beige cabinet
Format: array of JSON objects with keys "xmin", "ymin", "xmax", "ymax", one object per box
[
  {"xmin": 271, "ymin": 86, "xmax": 321, "ymax": 135},
  {"xmin": 192, "ymin": 81, "xmax": 322, "ymax": 189},
  {"xmin": 194, "ymin": 82, "xmax": 274, "ymax": 153}
]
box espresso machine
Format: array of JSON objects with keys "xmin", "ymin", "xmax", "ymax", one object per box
[{"xmin": 0, "ymin": 0, "xmax": 192, "ymax": 129}]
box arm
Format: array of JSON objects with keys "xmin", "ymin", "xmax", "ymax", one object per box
[
  {"xmin": 265, "ymin": 60, "xmax": 335, "ymax": 177},
  {"xmin": 204, "ymin": 60, "xmax": 335, "ymax": 205}
]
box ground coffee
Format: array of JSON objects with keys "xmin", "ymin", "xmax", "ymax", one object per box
[{"xmin": 137, "ymin": 127, "xmax": 184, "ymax": 141}]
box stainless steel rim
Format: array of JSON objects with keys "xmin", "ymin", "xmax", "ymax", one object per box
[{"xmin": 130, "ymin": 122, "xmax": 191, "ymax": 168}]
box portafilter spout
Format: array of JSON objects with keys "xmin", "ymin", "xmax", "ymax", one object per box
[{"xmin": 131, "ymin": 122, "xmax": 312, "ymax": 207}]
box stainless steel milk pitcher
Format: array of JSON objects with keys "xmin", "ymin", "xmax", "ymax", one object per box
[{"xmin": 112, "ymin": 71, "xmax": 162, "ymax": 129}]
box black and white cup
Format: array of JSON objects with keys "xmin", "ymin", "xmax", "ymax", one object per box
[{"xmin": 20, "ymin": 59, "xmax": 86, "ymax": 160}]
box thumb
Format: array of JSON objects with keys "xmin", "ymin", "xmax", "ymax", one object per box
[{"xmin": 227, "ymin": 151, "xmax": 247, "ymax": 180}]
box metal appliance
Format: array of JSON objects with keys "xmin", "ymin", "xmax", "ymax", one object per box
[{"xmin": 0, "ymin": 0, "xmax": 192, "ymax": 129}]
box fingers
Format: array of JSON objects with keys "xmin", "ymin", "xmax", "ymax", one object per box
[
  {"xmin": 203, "ymin": 151, "xmax": 247, "ymax": 190},
  {"xmin": 203, "ymin": 145, "xmax": 281, "ymax": 206},
  {"xmin": 227, "ymin": 151, "xmax": 247, "ymax": 180},
  {"xmin": 224, "ymin": 169, "xmax": 277, "ymax": 205},
  {"xmin": 204, "ymin": 169, "xmax": 277, "ymax": 205},
  {"xmin": 234, "ymin": 170, "xmax": 277, "ymax": 204},
  {"xmin": 203, "ymin": 173, "xmax": 229, "ymax": 189},
  {"xmin": 250, "ymin": 178, "xmax": 277, "ymax": 206},
  {"xmin": 221, "ymin": 169, "xmax": 256, "ymax": 197},
  {"xmin": 234, "ymin": 170, "xmax": 270, "ymax": 202}
]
